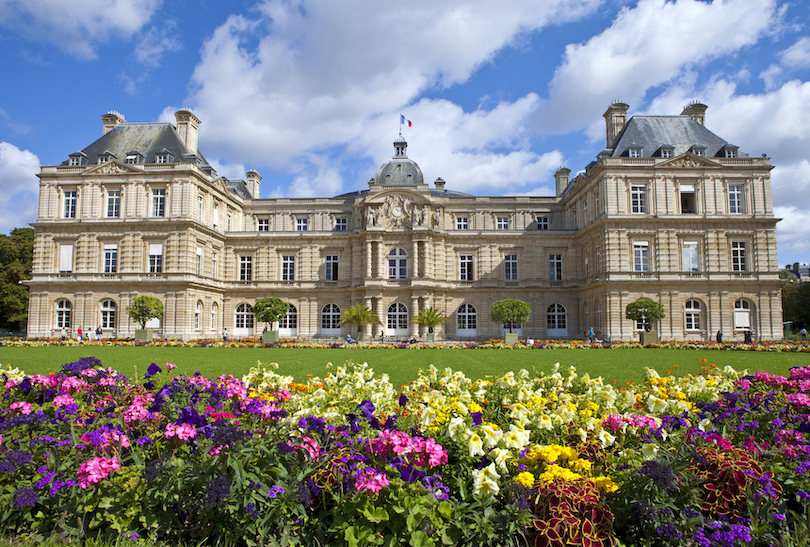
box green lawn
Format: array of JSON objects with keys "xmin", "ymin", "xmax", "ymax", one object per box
[{"xmin": 1, "ymin": 346, "xmax": 808, "ymax": 387}]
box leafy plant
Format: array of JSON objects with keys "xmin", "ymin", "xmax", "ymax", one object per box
[
  {"xmin": 625, "ymin": 299, "xmax": 665, "ymax": 332},
  {"xmin": 125, "ymin": 296, "xmax": 163, "ymax": 329},
  {"xmin": 253, "ymin": 297, "xmax": 290, "ymax": 329},
  {"xmin": 490, "ymin": 299, "xmax": 531, "ymax": 333},
  {"xmin": 339, "ymin": 303, "xmax": 382, "ymax": 335},
  {"xmin": 411, "ymin": 307, "xmax": 450, "ymax": 334}
]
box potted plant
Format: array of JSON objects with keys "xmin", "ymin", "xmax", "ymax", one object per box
[
  {"xmin": 253, "ymin": 297, "xmax": 290, "ymax": 343},
  {"xmin": 126, "ymin": 296, "xmax": 163, "ymax": 341},
  {"xmin": 411, "ymin": 307, "xmax": 450, "ymax": 342},
  {"xmin": 490, "ymin": 299, "xmax": 531, "ymax": 344},
  {"xmin": 625, "ymin": 299, "xmax": 666, "ymax": 344},
  {"xmin": 339, "ymin": 303, "xmax": 381, "ymax": 341}
]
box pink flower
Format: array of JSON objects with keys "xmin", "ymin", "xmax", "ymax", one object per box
[
  {"xmin": 355, "ymin": 468, "xmax": 389, "ymax": 493},
  {"xmin": 32, "ymin": 374, "xmax": 59, "ymax": 387},
  {"xmin": 60, "ymin": 377, "xmax": 87, "ymax": 392},
  {"xmin": 166, "ymin": 362, "xmax": 177, "ymax": 370},
  {"xmin": 98, "ymin": 377, "xmax": 116, "ymax": 387},
  {"xmin": 165, "ymin": 423, "xmax": 197, "ymax": 441},
  {"xmin": 77, "ymin": 456, "xmax": 120, "ymax": 489},
  {"xmin": 80, "ymin": 369, "xmax": 98, "ymax": 378},
  {"xmin": 10, "ymin": 401, "xmax": 33, "ymax": 415},
  {"xmin": 52, "ymin": 394, "xmax": 75, "ymax": 407},
  {"xmin": 294, "ymin": 436, "xmax": 321, "ymax": 458}
]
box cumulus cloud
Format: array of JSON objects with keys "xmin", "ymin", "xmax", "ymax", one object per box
[
  {"xmin": 134, "ymin": 20, "xmax": 182, "ymax": 68},
  {"xmin": 0, "ymin": 0, "xmax": 162, "ymax": 59},
  {"xmin": 0, "ymin": 143, "xmax": 40, "ymax": 233}
]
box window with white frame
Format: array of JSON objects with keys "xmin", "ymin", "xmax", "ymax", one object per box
[
  {"xmin": 628, "ymin": 147, "xmax": 642, "ymax": 158},
  {"xmin": 660, "ymin": 147, "xmax": 673, "ymax": 158},
  {"xmin": 680, "ymin": 184, "xmax": 696, "ymax": 214},
  {"xmin": 198, "ymin": 195, "xmax": 204, "ymax": 222},
  {"xmin": 279, "ymin": 304, "xmax": 297, "ymax": 329},
  {"xmin": 63, "ymin": 190, "xmax": 77, "ymax": 219},
  {"xmin": 388, "ymin": 248, "xmax": 408, "ymax": 279},
  {"xmin": 536, "ymin": 216, "xmax": 549, "ymax": 230},
  {"xmin": 56, "ymin": 299, "xmax": 71, "ymax": 328},
  {"xmin": 456, "ymin": 304, "xmax": 477, "ymax": 331},
  {"xmin": 211, "ymin": 303, "xmax": 218, "ymax": 330},
  {"xmin": 631, "ymin": 185, "xmax": 646, "ymax": 214},
  {"xmin": 460, "ymin": 255, "xmax": 474, "ymax": 281},
  {"xmin": 584, "ymin": 252, "xmax": 589, "ymax": 277},
  {"xmin": 125, "ymin": 154, "xmax": 139, "ymax": 164},
  {"xmin": 239, "ymin": 255, "xmax": 252, "ymax": 281},
  {"xmin": 682, "ymin": 241, "xmax": 699, "ymax": 272},
  {"xmin": 731, "ymin": 241, "xmax": 747, "ymax": 271},
  {"xmin": 155, "ymin": 153, "xmax": 171, "ymax": 164},
  {"xmin": 456, "ymin": 216, "xmax": 469, "ymax": 230},
  {"xmin": 325, "ymin": 255, "xmax": 338, "ymax": 281},
  {"xmin": 235, "ymin": 303, "xmax": 254, "ymax": 329},
  {"xmin": 633, "ymin": 241, "xmax": 650, "ymax": 272},
  {"xmin": 549, "ymin": 254, "xmax": 562, "ymax": 281},
  {"xmin": 212, "ymin": 253, "xmax": 217, "ymax": 280},
  {"xmin": 282, "ymin": 255, "xmax": 295, "ymax": 281},
  {"xmin": 69, "ymin": 156, "xmax": 82, "ymax": 166},
  {"xmin": 547, "ymin": 303, "xmax": 567, "ymax": 333},
  {"xmin": 734, "ymin": 300, "xmax": 752, "ymax": 330},
  {"xmin": 685, "ymin": 300, "xmax": 701, "ymax": 330},
  {"xmin": 196, "ymin": 247, "xmax": 202, "ymax": 275},
  {"xmin": 106, "ymin": 190, "xmax": 120, "ymax": 218},
  {"xmin": 148, "ymin": 243, "xmax": 163, "ymax": 273},
  {"xmin": 195, "ymin": 301, "xmax": 202, "ymax": 329},
  {"xmin": 103, "ymin": 244, "xmax": 117, "ymax": 273},
  {"xmin": 100, "ymin": 299, "xmax": 116, "ymax": 329},
  {"xmin": 572, "ymin": 208, "xmax": 577, "ymax": 229},
  {"xmin": 595, "ymin": 245, "xmax": 601, "ymax": 273},
  {"xmin": 505, "ymin": 254, "xmax": 518, "ymax": 280},
  {"xmin": 257, "ymin": 218, "xmax": 269, "ymax": 231},
  {"xmin": 321, "ymin": 304, "xmax": 341, "ymax": 330},
  {"xmin": 729, "ymin": 185, "xmax": 743, "ymax": 214},
  {"xmin": 227, "ymin": 211, "xmax": 232, "ymax": 230},
  {"xmin": 213, "ymin": 204, "xmax": 219, "ymax": 228},
  {"xmin": 387, "ymin": 303, "xmax": 409, "ymax": 331},
  {"xmin": 59, "ymin": 244, "xmax": 74, "ymax": 273},
  {"xmin": 151, "ymin": 189, "xmax": 165, "ymax": 217},
  {"xmin": 334, "ymin": 217, "xmax": 348, "ymax": 231},
  {"xmin": 296, "ymin": 218, "xmax": 308, "ymax": 231},
  {"xmin": 496, "ymin": 216, "xmax": 510, "ymax": 230},
  {"xmin": 691, "ymin": 146, "xmax": 706, "ymax": 157}
]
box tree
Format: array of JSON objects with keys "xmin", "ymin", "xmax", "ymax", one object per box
[
  {"xmin": 253, "ymin": 297, "xmax": 290, "ymax": 329},
  {"xmin": 0, "ymin": 228, "xmax": 34, "ymax": 331},
  {"xmin": 411, "ymin": 307, "xmax": 450, "ymax": 334},
  {"xmin": 340, "ymin": 303, "xmax": 382, "ymax": 334},
  {"xmin": 126, "ymin": 296, "xmax": 164, "ymax": 329},
  {"xmin": 782, "ymin": 280, "xmax": 810, "ymax": 332},
  {"xmin": 625, "ymin": 299, "xmax": 666, "ymax": 332},
  {"xmin": 490, "ymin": 299, "xmax": 531, "ymax": 333}
]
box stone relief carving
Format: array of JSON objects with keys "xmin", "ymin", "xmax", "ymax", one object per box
[{"xmin": 96, "ymin": 163, "xmax": 127, "ymax": 175}]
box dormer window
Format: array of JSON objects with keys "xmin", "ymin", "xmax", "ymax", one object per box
[
  {"xmin": 97, "ymin": 151, "xmax": 115, "ymax": 164},
  {"xmin": 125, "ymin": 151, "xmax": 142, "ymax": 164},
  {"xmin": 690, "ymin": 146, "xmax": 706, "ymax": 157},
  {"xmin": 659, "ymin": 146, "xmax": 674, "ymax": 158},
  {"xmin": 719, "ymin": 145, "xmax": 739, "ymax": 158},
  {"xmin": 628, "ymin": 147, "xmax": 642, "ymax": 158},
  {"xmin": 155, "ymin": 150, "xmax": 173, "ymax": 164}
]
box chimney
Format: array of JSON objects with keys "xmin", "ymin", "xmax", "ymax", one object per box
[
  {"xmin": 681, "ymin": 101, "xmax": 707, "ymax": 126},
  {"xmin": 554, "ymin": 167, "xmax": 571, "ymax": 196},
  {"xmin": 174, "ymin": 109, "xmax": 202, "ymax": 155},
  {"xmin": 434, "ymin": 177, "xmax": 446, "ymax": 190},
  {"xmin": 246, "ymin": 169, "xmax": 261, "ymax": 199},
  {"xmin": 603, "ymin": 102, "xmax": 629, "ymax": 148},
  {"xmin": 101, "ymin": 111, "xmax": 126, "ymax": 135}
]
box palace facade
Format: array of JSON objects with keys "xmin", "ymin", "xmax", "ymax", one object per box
[{"xmin": 26, "ymin": 103, "xmax": 783, "ymax": 341}]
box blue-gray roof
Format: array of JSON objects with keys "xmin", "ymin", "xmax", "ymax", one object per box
[{"xmin": 610, "ymin": 115, "xmax": 746, "ymax": 158}]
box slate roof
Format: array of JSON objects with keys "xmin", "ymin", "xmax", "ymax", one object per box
[{"xmin": 609, "ymin": 115, "xmax": 746, "ymax": 158}]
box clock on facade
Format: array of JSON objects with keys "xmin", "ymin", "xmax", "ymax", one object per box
[{"xmin": 392, "ymin": 206, "xmax": 403, "ymax": 217}]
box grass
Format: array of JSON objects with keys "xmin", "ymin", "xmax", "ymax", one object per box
[{"xmin": 1, "ymin": 346, "xmax": 808, "ymax": 387}]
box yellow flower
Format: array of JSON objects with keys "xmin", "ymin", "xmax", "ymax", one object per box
[
  {"xmin": 593, "ymin": 476, "xmax": 618, "ymax": 493},
  {"xmin": 515, "ymin": 472, "xmax": 535, "ymax": 488}
]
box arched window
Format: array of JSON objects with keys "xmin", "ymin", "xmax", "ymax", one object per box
[
  {"xmin": 734, "ymin": 299, "xmax": 752, "ymax": 331},
  {"xmin": 235, "ymin": 303, "xmax": 254, "ymax": 329},
  {"xmin": 211, "ymin": 303, "xmax": 218, "ymax": 330},
  {"xmin": 56, "ymin": 299, "xmax": 71, "ymax": 328},
  {"xmin": 100, "ymin": 299, "xmax": 116, "ymax": 329},
  {"xmin": 456, "ymin": 304, "xmax": 477, "ymax": 337},
  {"xmin": 388, "ymin": 248, "xmax": 408, "ymax": 279},
  {"xmin": 195, "ymin": 300, "xmax": 202, "ymax": 329},
  {"xmin": 547, "ymin": 303, "xmax": 567, "ymax": 337},
  {"xmin": 280, "ymin": 304, "xmax": 298, "ymax": 329},
  {"xmin": 685, "ymin": 300, "xmax": 701, "ymax": 331},
  {"xmin": 387, "ymin": 303, "xmax": 409, "ymax": 334},
  {"xmin": 321, "ymin": 304, "xmax": 341, "ymax": 330}
]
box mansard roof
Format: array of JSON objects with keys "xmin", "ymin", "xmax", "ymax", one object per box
[{"xmin": 610, "ymin": 115, "xmax": 746, "ymax": 158}]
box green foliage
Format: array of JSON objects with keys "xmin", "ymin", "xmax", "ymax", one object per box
[
  {"xmin": 0, "ymin": 228, "xmax": 33, "ymax": 331},
  {"xmin": 489, "ymin": 299, "xmax": 531, "ymax": 333},
  {"xmin": 782, "ymin": 281, "xmax": 810, "ymax": 331},
  {"xmin": 411, "ymin": 307, "xmax": 450, "ymax": 333},
  {"xmin": 624, "ymin": 299, "xmax": 666, "ymax": 332},
  {"xmin": 340, "ymin": 303, "xmax": 382, "ymax": 334},
  {"xmin": 125, "ymin": 296, "xmax": 164, "ymax": 329},
  {"xmin": 253, "ymin": 297, "xmax": 290, "ymax": 327}
]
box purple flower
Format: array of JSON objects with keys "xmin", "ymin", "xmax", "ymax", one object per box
[
  {"xmin": 244, "ymin": 502, "xmax": 258, "ymax": 519},
  {"xmin": 144, "ymin": 363, "xmax": 162, "ymax": 378},
  {"xmin": 773, "ymin": 513, "xmax": 786, "ymax": 521},
  {"xmin": 268, "ymin": 486, "xmax": 285, "ymax": 498},
  {"xmin": 399, "ymin": 394, "xmax": 408, "ymax": 407},
  {"xmin": 797, "ymin": 490, "xmax": 810, "ymax": 501},
  {"xmin": 471, "ymin": 411, "xmax": 482, "ymax": 427},
  {"xmin": 13, "ymin": 487, "xmax": 39, "ymax": 508}
]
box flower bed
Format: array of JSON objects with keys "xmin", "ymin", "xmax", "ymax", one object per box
[{"xmin": 1, "ymin": 358, "xmax": 809, "ymax": 546}]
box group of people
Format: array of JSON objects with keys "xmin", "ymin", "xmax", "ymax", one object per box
[
  {"xmin": 60, "ymin": 326, "xmax": 103, "ymax": 341},
  {"xmin": 716, "ymin": 330, "xmax": 754, "ymax": 343}
]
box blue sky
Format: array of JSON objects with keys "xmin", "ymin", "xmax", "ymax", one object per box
[{"xmin": 1, "ymin": 0, "xmax": 809, "ymax": 266}]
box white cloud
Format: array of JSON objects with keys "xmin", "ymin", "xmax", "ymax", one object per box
[
  {"xmin": 0, "ymin": 0, "xmax": 162, "ymax": 59},
  {"xmin": 780, "ymin": 36, "xmax": 810, "ymax": 69},
  {"xmin": 0, "ymin": 142, "xmax": 40, "ymax": 233},
  {"xmin": 775, "ymin": 206, "xmax": 810, "ymax": 266},
  {"xmin": 134, "ymin": 20, "xmax": 181, "ymax": 68}
]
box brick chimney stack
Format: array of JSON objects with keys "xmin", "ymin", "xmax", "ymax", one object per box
[
  {"xmin": 555, "ymin": 167, "xmax": 571, "ymax": 196},
  {"xmin": 603, "ymin": 102, "xmax": 629, "ymax": 149},
  {"xmin": 246, "ymin": 170, "xmax": 261, "ymax": 199},
  {"xmin": 101, "ymin": 111, "xmax": 126, "ymax": 135},
  {"xmin": 175, "ymin": 109, "xmax": 201, "ymax": 155}
]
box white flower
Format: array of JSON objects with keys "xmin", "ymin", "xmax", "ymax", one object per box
[
  {"xmin": 447, "ymin": 417, "xmax": 465, "ymax": 440},
  {"xmin": 501, "ymin": 425, "xmax": 530, "ymax": 450},
  {"xmin": 646, "ymin": 395, "xmax": 668, "ymax": 414},
  {"xmin": 479, "ymin": 424, "xmax": 503, "ymax": 448},
  {"xmin": 641, "ymin": 443, "xmax": 659, "ymax": 459},
  {"xmin": 497, "ymin": 371, "xmax": 517, "ymax": 388},
  {"xmin": 536, "ymin": 414, "xmax": 554, "ymax": 430},
  {"xmin": 472, "ymin": 463, "xmax": 501, "ymax": 496},
  {"xmin": 597, "ymin": 429, "xmax": 616, "ymax": 448},
  {"xmin": 468, "ymin": 432, "xmax": 485, "ymax": 457}
]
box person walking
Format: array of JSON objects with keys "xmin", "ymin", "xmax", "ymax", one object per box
[
  {"xmin": 588, "ymin": 327, "xmax": 595, "ymax": 342},
  {"xmin": 801, "ymin": 327, "xmax": 807, "ymax": 340},
  {"xmin": 77, "ymin": 326, "xmax": 83, "ymax": 341},
  {"xmin": 60, "ymin": 327, "xmax": 67, "ymax": 340},
  {"xmin": 716, "ymin": 330, "xmax": 723, "ymax": 343},
  {"xmin": 96, "ymin": 326, "xmax": 102, "ymax": 340},
  {"xmin": 222, "ymin": 328, "xmax": 228, "ymax": 342}
]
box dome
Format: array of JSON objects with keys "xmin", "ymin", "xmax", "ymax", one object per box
[{"xmin": 372, "ymin": 135, "xmax": 424, "ymax": 186}]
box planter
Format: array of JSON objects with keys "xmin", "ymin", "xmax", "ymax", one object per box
[
  {"xmin": 640, "ymin": 331, "xmax": 658, "ymax": 345},
  {"xmin": 426, "ymin": 333, "xmax": 435, "ymax": 342},
  {"xmin": 262, "ymin": 330, "xmax": 280, "ymax": 343},
  {"xmin": 134, "ymin": 329, "xmax": 153, "ymax": 342},
  {"xmin": 504, "ymin": 333, "xmax": 519, "ymax": 345}
]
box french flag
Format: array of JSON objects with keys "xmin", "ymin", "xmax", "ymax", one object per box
[{"xmin": 400, "ymin": 115, "xmax": 412, "ymax": 127}]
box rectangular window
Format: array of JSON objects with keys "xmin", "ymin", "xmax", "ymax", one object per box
[
  {"xmin": 505, "ymin": 254, "xmax": 518, "ymax": 280},
  {"xmin": 106, "ymin": 190, "xmax": 120, "ymax": 218},
  {"xmin": 125, "ymin": 154, "xmax": 138, "ymax": 164},
  {"xmin": 682, "ymin": 241, "xmax": 699, "ymax": 272},
  {"xmin": 496, "ymin": 216, "xmax": 510, "ymax": 230},
  {"xmin": 227, "ymin": 211, "xmax": 232, "ymax": 231},
  {"xmin": 103, "ymin": 244, "xmax": 117, "ymax": 273},
  {"xmin": 536, "ymin": 216, "xmax": 549, "ymax": 230},
  {"xmin": 460, "ymin": 255, "xmax": 474, "ymax": 281},
  {"xmin": 731, "ymin": 241, "xmax": 747, "ymax": 272},
  {"xmin": 456, "ymin": 216, "xmax": 469, "ymax": 230},
  {"xmin": 296, "ymin": 218, "xmax": 308, "ymax": 231},
  {"xmin": 59, "ymin": 244, "xmax": 74, "ymax": 273},
  {"xmin": 212, "ymin": 253, "xmax": 217, "ymax": 280},
  {"xmin": 628, "ymin": 148, "xmax": 641, "ymax": 158},
  {"xmin": 325, "ymin": 255, "xmax": 338, "ymax": 281},
  {"xmin": 661, "ymin": 148, "xmax": 673, "ymax": 158},
  {"xmin": 63, "ymin": 190, "xmax": 77, "ymax": 219},
  {"xmin": 594, "ymin": 193, "xmax": 599, "ymax": 217},
  {"xmin": 97, "ymin": 155, "xmax": 109, "ymax": 165},
  {"xmin": 69, "ymin": 157, "xmax": 81, "ymax": 166},
  {"xmin": 213, "ymin": 204, "xmax": 219, "ymax": 227},
  {"xmin": 725, "ymin": 149, "xmax": 737, "ymax": 158},
  {"xmin": 584, "ymin": 252, "xmax": 589, "ymax": 277},
  {"xmin": 151, "ymin": 189, "xmax": 165, "ymax": 217},
  {"xmin": 148, "ymin": 243, "xmax": 163, "ymax": 273},
  {"xmin": 680, "ymin": 184, "xmax": 696, "ymax": 214},
  {"xmin": 633, "ymin": 242, "xmax": 650, "ymax": 272},
  {"xmin": 729, "ymin": 185, "xmax": 743, "ymax": 214},
  {"xmin": 549, "ymin": 254, "xmax": 562, "ymax": 281},
  {"xmin": 198, "ymin": 195, "xmax": 204, "ymax": 221},
  {"xmin": 282, "ymin": 255, "xmax": 295, "ymax": 281},
  {"xmin": 155, "ymin": 154, "xmax": 169, "ymax": 164},
  {"xmin": 631, "ymin": 186, "xmax": 646, "ymax": 214},
  {"xmin": 595, "ymin": 245, "xmax": 601, "ymax": 273},
  {"xmin": 257, "ymin": 218, "xmax": 269, "ymax": 231},
  {"xmin": 334, "ymin": 218, "xmax": 347, "ymax": 231},
  {"xmin": 240, "ymin": 256, "xmax": 252, "ymax": 281},
  {"xmin": 196, "ymin": 247, "xmax": 202, "ymax": 275}
]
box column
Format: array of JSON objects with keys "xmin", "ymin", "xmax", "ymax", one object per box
[
  {"xmin": 411, "ymin": 296, "xmax": 420, "ymax": 338},
  {"xmin": 364, "ymin": 297, "xmax": 373, "ymax": 338},
  {"xmin": 376, "ymin": 297, "xmax": 385, "ymax": 340},
  {"xmin": 413, "ymin": 241, "xmax": 420, "ymax": 278},
  {"xmin": 366, "ymin": 241, "xmax": 372, "ymax": 278}
]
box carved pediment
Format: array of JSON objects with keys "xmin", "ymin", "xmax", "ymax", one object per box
[
  {"xmin": 659, "ymin": 153, "xmax": 721, "ymax": 169},
  {"xmin": 81, "ymin": 160, "xmax": 140, "ymax": 176}
]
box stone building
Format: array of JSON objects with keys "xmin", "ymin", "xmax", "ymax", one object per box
[{"xmin": 26, "ymin": 103, "xmax": 783, "ymax": 341}]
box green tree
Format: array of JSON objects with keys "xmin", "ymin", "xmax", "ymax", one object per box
[
  {"xmin": 340, "ymin": 303, "xmax": 382, "ymax": 335},
  {"xmin": 490, "ymin": 299, "xmax": 531, "ymax": 333},
  {"xmin": 782, "ymin": 279, "xmax": 810, "ymax": 332},
  {"xmin": 411, "ymin": 307, "xmax": 450, "ymax": 334},
  {"xmin": 625, "ymin": 299, "xmax": 666, "ymax": 332},
  {"xmin": 0, "ymin": 228, "xmax": 34, "ymax": 331},
  {"xmin": 253, "ymin": 297, "xmax": 290, "ymax": 329},
  {"xmin": 126, "ymin": 296, "xmax": 164, "ymax": 329}
]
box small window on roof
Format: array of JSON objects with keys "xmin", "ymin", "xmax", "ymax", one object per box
[
  {"xmin": 155, "ymin": 152, "xmax": 173, "ymax": 164},
  {"xmin": 659, "ymin": 146, "xmax": 674, "ymax": 158},
  {"xmin": 690, "ymin": 146, "xmax": 706, "ymax": 157},
  {"xmin": 628, "ymin": 147, "xmax": 642, "ymax": 158}
]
